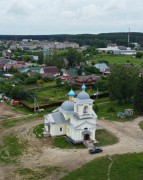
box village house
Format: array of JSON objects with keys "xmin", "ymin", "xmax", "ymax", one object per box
[
  {"xmin": 44, "ymin": 85, "xmax": 97, "ymax": 143},
  {"xmin": 94, "ymin": 63, "xmax": 110, "ymax": 74},
  {"xmin": 70, "ymin": 74, "xmax": 101, "ymax": 86},
  {"xmin": 39, "ymin": 66, "xmax": 60, "ymax": 78}
]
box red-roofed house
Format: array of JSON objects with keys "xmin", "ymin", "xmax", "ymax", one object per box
[{"xmin": 39, "ymin": 66, "xmax": 60, "ymax": 78}]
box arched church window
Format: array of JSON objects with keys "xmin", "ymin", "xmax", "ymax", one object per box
[{"xmin": 83, "ymin": 105, "xmax": 88, "ymax": 113}]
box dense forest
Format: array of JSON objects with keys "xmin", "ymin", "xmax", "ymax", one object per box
[{"xmin": 0, "ymin": 32, "xmax": 143, "ymax": 47}]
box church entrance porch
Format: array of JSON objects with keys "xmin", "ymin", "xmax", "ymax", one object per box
[
  {"xmin": 84, "ymin": 134, "xmax": 90, "ymax": 140},
  {"xmin": 82, "ymin": 129, "xmax": 91, "ymax": 141}
]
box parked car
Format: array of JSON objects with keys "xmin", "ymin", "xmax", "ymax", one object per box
[{"xmin": 89, "ymin": 147, "xmax": 103, "ymax": 154}]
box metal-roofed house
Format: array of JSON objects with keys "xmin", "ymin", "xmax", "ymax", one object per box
[
  {"xmin": 94, "ymin": 63, "xmax": 110, "ymax": 74},
  {"xmin": 39, "ymin": 66, "xmax": 60, "ymax": 78},
  {"xmin": 44, "ymin": 85, "xmax": 97, "ymax": 144}
]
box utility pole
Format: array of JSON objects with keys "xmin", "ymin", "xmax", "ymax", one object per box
[
  {"xmin": 34, "ymin": 97, "xmax": 39, "ymax": 113},
  {"xmin": 128, "ymin": 28, "xmax": 130, "ymax": 47}
]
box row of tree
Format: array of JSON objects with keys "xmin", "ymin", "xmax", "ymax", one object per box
[{"xmin": 1, "ymin": 32, "xmax": 143, "ymax": 47}]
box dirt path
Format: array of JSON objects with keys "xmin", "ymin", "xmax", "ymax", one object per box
[
  {"xmin": 0, "ymin": 117, "xmax": 143, "ymax": 180},
  {"xmin": 21, "ymin": 117, "xmax": 143, "ymax": 169},
  {"xmin": 0, "ymin": 102, "xmax": 28, "ymax": 120}
]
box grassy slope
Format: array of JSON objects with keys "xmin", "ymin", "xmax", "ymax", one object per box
[
  {"xmin": 16, "ymin": 166, "xmax": 63, "ymax": 180},
  {"xmin": 62, "ymin": 153, "xmax": 143, "ymax": 180},
  {"xmin": 90, "ymin": 54, "xmax": 143, "ymax": 65},
  {"xmin": 0, "ymin": 135, "xmax": 26, "ymax": 164},
  {"xmin": 97, "ymin": 102, "xmax": 137, "ymax": 121},
  {"xmin": 53, "ymin": 136, "xmax": 85, "ymax": 149},
  {"xmin": 96, "ymin": 129, "xmax": 118, "ymax": 146}
]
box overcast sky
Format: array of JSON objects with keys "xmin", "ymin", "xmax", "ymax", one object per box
[{"xmin": 0, "ymin": 0, "xmax": 143, "ymax": 35}]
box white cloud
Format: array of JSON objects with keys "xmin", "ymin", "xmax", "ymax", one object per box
[{"xmin": 0, "ymin": 0, "xmax": 143, "ymax": 34}]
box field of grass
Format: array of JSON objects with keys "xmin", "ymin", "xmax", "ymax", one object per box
[
  {"xmin": 21, "ymin": 85, "xmax": 97, "ymax": 108},
  {"xmin": 0, "ymin": 134, "xmax": 26, "ymax": 164},
  {"xmin": 95, "ymin": 129, "xmax": 118, "ymax": 146},
  {"xmin": 97, "ymin": 102, "xmax": 137, "ymax": 121},
  {"xmin": 62, "ymin": 153, "xmax": 143, "ymax": 180},
  {"xmin": 1, "ymin": 115, "xmax": 38, "ymax": 129},
  {"xmin": 53, "ymin": 136, "xmax": 85, "ymax": 149},
  {"xmin": 20, "ymin": 81, "xmax": 56, "ymax": 90},
  {"xmin": 1, "ymin": 107, "xmax": 56, "ymax": 129},
  {"xmin": 21, "ymin": 87, "xmax": 68, "ymax": 107},
  {"xmin": 16, "ymin": 166, "xmax": 63, "ymax": 180},
  {"xmin": 90, "ymin": 54, "xmax": 143, "ymax": 65},
  {"xmin": 139, "ymin": 121, "xmax": 143, "ymax": 131}
]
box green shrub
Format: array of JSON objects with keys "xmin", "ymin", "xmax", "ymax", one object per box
[{"xmin": 33, "ymin": 124, "xmax": 44, "ymax": 138}]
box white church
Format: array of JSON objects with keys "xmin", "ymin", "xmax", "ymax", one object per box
[{"xmin": 44, "ymin": 85, "xmax": 97, "ymax": 144}]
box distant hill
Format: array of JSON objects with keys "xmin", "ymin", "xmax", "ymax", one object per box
[{"xmin": 0, "ymin": 32, "xmax": 143, "ymax": 47}]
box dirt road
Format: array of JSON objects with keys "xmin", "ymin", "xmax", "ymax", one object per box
[{"xmin": 0, "ymin": 117, "xmax": 143, "ymax": 179}]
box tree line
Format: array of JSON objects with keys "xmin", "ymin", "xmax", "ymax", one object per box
[{"xmin": 0, "ymin": 32, "xmax": 143, "ymax": 47}]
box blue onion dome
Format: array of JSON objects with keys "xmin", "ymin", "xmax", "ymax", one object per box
[
  {"xmin": 68, "ymin": 89, "xmax": 75, "ymax": 96},
  {"xmin": 82, "ymin": 84, "xmax": 86, "ymax": 90},
  {"xmin": 77, "ymin": 92, "xmax": 90, "ymax": 100},
  {"xmin": 60, "ymin": 101, "xmax": 74, "ymax": 112}
]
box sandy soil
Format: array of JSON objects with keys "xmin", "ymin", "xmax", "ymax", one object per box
[
  {"xmin": 0, "ymin": 102, "xmax": 25, "ymax": 120},
  {"xmin": 0, "ymin": 117, "xmax": 143, "ymax": 180}
]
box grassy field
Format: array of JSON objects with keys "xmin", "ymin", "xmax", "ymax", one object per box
[
  {"xmin": 20, "ymin": 81, "xmax": 56, "ymax": 90},
  {"xmin": 16, "ymin": 166, "xmax": 63, "ymax": 180},
  {"xmin": 53, "ymin": 136, "xmax": 86, "ymax": 149},
  {"xmin": 21, "ymin": 86, "xmax": 96, "ymax": 107},
  {"xmin": 1, "ymin": 115, "xmax": 40, "ymax": 129},
  {"xmin": 139, "ymin": 121, "xmax": 143, "ymax": 131},
  {"xmin": 95, "ymin": 129, "xmax": 118, "ymax": 146},
  {"xmin": 21, "ymin": 87, "xmax": 68, "ymax": 107},
  {"xmin": 90, "ymin": 54, "xmax": 143, "ymax": 65},
  {"xmin": 0, "ymin": 134, "xmax": 26, "ymax": 164},
  {"xmin": 97, "ymin": 102, "xmax": 137, "ymax": 121},
  {"xmin": 1, "ymin": 107, "xmax": 56, "ymax": 129},
  {"xmin": 62, "ymin": 153, "xmax": 143, "ymax": 180}
]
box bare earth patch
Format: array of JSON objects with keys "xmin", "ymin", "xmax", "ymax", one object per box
[
  {"xmin": 0, "ymin": 116, "xmax": 143, "ymax": 179},
  {"xmin": 0, "ymin": 102, "xmax": 25, "ymax": 119}
]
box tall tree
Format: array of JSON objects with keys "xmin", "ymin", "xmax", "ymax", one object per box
[
  {"xmin": 66, "ymin": 48, "xmax": 83, "ymax": 67},
  {"xmin": 108, "ymin": 65, "xmax": 138, "ymax": 103},
  {"xmin": 134, "ymin": 75, "xmax": 143, "ymax": 113}
]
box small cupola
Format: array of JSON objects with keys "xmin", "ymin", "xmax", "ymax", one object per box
[
  {"xmin": 82, "ymin": 84, "xmax": 86, "ymax": 92},
  {"xmin": 68, "ymin": 89, "xmax": 75, "ymax": 101}
]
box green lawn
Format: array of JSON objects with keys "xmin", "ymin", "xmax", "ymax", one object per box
[
  {"xmin": 90, "ymin": 54, "xmax": 143, "ymax": 65},
  {"xmin": 95, "ymin": 129, "xmax": 118, "ymax": 146},
  {"xmin": 97, "ymin": 102, "xmax": 137, "ymax": 121},
  {"xmin": 139, "ymin": 121, "xmax": 143, "ymax": 131},
  {"xmin": 62, "ymin": 153, "xmax": 143, "ymax": 180},
  {"xmin": 0, "ymin": 135, "xmax": 26, "ymax": 164},
  {"xmin": 53, "ymin": 136, "xmax": 85, "ymax": 149}
]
